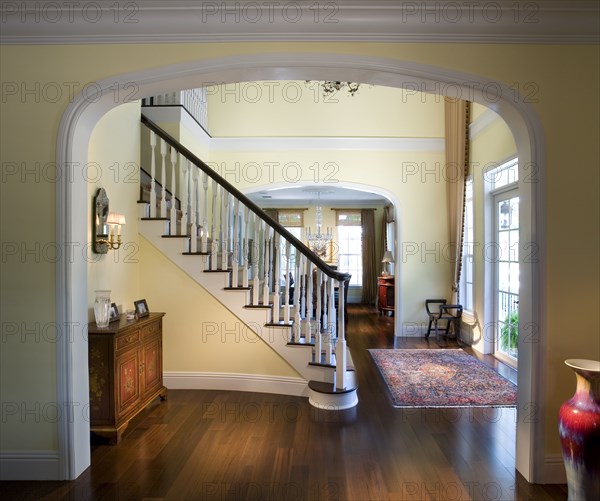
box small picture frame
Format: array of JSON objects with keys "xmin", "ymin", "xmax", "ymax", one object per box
[
  {"xmin": 109, "ymin": 303, "xmax": 120, "ymax": 322},
  {"xmin": 134, "ymin": 299, "xmax": 149, "ymax": 318}
]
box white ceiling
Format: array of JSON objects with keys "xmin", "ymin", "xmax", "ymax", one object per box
[{"xmin": 245, "ymin": 185, "xmax": 389, "ymax": 208}]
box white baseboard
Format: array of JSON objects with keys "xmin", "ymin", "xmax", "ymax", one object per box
[
  {"xmin": 164, "ymin": 371, "xmax": 309, "ymax": 397},
  {"xmin": 398, "ymin": 323, "xmax": 429, "ymax": 337},
  {"xmin": 537, "ymin": 454, "xmax": 567, "ymax": 484},
  {"xmin": 0, "ymin": 451, "xmax": 60, "ymax": 480}
]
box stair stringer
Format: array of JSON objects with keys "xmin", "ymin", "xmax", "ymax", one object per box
[{"xmin": 139, "ymin": 219, "xmax": 334, "ymax": 386}]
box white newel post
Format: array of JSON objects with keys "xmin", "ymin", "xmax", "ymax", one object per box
[
  {"xmin": 169, "ymin": 147, "xmax": 177, "ymax": 235},
  {"xmin": 335, "ymin": 279, "xmax": 347, "ymax": 390},
  {"xmin": 149, "ymin": 130, "xmax": 157, "ymax": 218}
]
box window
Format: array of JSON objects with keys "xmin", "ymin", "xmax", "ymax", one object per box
[
  {"xmin": 460, "ymin": 178, "xmax": 474, "ymax": 311},
  {"xmin": 336, "ymin": 210, "xmax": 362, "ymax": 286},
  {"xmin": 277, "ymin": 210, "xmax": 304, "ymax": 281},
  {"xmin": 278, "ymin": 209, "xmax": 304, "ymax": 228},
  {"xmin": 487, "ymin": 157, "xmax": 518, "ymax": 190},
  {"xmin": 486, "ymin": 158, "xmax": 519, "ymax": 365}
]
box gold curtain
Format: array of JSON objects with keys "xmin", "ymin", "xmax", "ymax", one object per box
[
  {"xmin": 263, "ymin": 208, "xmax": 279, "ymax": 224},
  {"xmin": 381, "ymin": 205, "xmax": 392, "ymax": 254},
  {"xmin": 444, "ymin": 97, "xmax": 471, "ymax": 304},
  {"xmin": 361, "ymin": 209, "xmax": 377, "ymax": 304}
]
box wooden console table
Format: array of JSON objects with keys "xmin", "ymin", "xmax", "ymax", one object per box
[
  {"xmin": 88, "ymin": 312, "xmax": 166, "ymax": 444},
  {"xmin": 378, "ymin": 276, "xmax": 395, "ymax": 316}
]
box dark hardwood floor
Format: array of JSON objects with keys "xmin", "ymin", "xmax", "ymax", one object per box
[{"xmin": 1, "ymin": 305, "xmax": 567, "ymax": 500}]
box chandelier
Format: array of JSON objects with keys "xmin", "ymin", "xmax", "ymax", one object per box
[
  {"xmin": 306, "ymin": 80, "xmax": 361, "ymax": 98},
  {"xmin": 306, "ymin": 192, "xmax": 332, "ymax": 258}
]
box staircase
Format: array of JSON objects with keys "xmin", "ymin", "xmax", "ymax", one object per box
[{"xmin": 138, "ymin": 114, "xmax": 358, "ymax": 410}]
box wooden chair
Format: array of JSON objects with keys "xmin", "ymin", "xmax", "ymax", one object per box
[{"xmin": 425, "ymin": 299, "xmax": 463, "ymax": 343}]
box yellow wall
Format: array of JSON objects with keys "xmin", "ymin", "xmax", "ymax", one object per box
[
  {"xmin": 209, "ymin": 147, "xmax": 449, "ymax": 319},
  {"xmin": 87, "ymin": 101, "xmax": 142, "ymax": 320},
  {"xmin": 0, "ymin": 42, "xmax": 598, "ymax": 463},
  {"xmin": 208, "ymin": 80, "xmax": 445, "ymax": 138},
  {"xmin": 139, "ymin": 237, "xmax": 299, "ymax": 377}
]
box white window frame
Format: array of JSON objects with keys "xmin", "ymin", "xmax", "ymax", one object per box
[
  {"xmin": 335, "ymin": 210, "xmax": 362, "ymax": 286},
  {"xmin": 460, "ymin": 177, "xmax": 474, "ymax": 312}
]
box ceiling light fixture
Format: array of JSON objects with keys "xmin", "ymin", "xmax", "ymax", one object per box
[
  {"xmin": 306, "ymin": 191, "xmax": 332, "ymax": 258},
  {"xmin": 306, "ymin": 80, "xmax": 361, "ymax": 98}
]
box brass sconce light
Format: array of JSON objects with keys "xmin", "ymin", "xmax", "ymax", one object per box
[{"xmin": 93, "ymin": 188, "xmax": 126, "ymax": 253}]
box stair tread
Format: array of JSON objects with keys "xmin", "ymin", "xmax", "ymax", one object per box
[
  {"xmin": 223, "ymin": 286, "xmax": 252, "ymax": 291},
  {"xmin": 141, "ymin": 217, "xmax": 169, "ymax": 221},
  {"xmin": 308, "ymin": 379, "xmax": 358, "ymax": 395},
  {"xmin": 287, "ymin": 339, "xmax": 315, "ymax": 346},
  {"xmin": 182, "ymin": 251, "xmax": 210, "ymax": 255},
  {"xmin": 244, "ymin": 304, "xmax": 273, "ymax": 309},
  {"xmin": 309, "ymin": 361, "xmax": 355, "ymax": 371},
  {"xmin": 265, "ymin": 321, "xmax": 294, "ymax": 327}
]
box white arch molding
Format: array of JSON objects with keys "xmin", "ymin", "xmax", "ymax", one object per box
[
  {"xmin": 241, "ymin": 181, "xmax": 403, "ymax": 335},
  {"xmin": 56, "ymin": 54, "xmax": 546, "ymax": 482}
]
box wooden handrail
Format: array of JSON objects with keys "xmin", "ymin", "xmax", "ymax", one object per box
[{"xmin": 141, "ymin": 114, "xmax": 351, "ymax": 284}]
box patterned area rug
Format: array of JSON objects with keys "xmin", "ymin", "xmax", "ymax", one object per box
[{"xmin": 369, "ymin": 349, "xmax": 517, "ymax": 408}]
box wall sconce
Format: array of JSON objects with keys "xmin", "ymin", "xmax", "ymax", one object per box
[
  {"xmin": 104, "ymin": 212, "xmax": 126, "ymax": 250},
  {"xmin": 93, "ymin": 188, "xmax": 126, "ymax": 253},
  {"xmin": 381, "ymin": 250, "xmax": 394, "ymax": 276}
]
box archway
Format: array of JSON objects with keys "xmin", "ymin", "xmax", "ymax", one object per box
[{"xmin": 57, "ymin": 53, "xmax": 544, "ymax": 481}]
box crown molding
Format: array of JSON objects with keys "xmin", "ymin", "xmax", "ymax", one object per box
[
  {"xmin": 210, "ymin": 136, "xmax": 445, "ymax": 152},
  {"xmin": 1, "ymin": 1, "xmax": 598, "ymax": 45},
  {"xmin": 469, "ymin": 107, "xmax": 501, "ymax": 139}
]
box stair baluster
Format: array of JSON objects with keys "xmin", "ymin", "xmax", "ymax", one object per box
[
  {"xmin": 149, "ymin": 130, "xmax": 157, "ymax": 218},
  {"xmin": 221, "ymin": 189, "xmax": 229, "ymax": 271},
  {"xmin": 242, "ymin": 206, "xmax": 249, "ymax": 288},
  {"xmin": 262, "ymin": 223, "xmax": 271, "ymax": 305},
  {"xmin": 180, "ymin": 154, "xmax": 189, "ymax": 234},
  {"xmin": 231, "ymin": 198, "xmax": 240, "ymax": 287},
  {"xmin": 159, "ymin": 138, "xmax": 167, "ymax": 218},
  {"xmin": 306, "ymin": 261, "xmax": 314, "ymax": 344},
  {"xmin": 271, "ymin": 232, "xmax": 280, "ymax": 323},
  {"xmin": 283, "ymin": 239, "xmax": 291, "ymax": 324},
  {"xmin": 190, "ymin": 165, "xmax": 198, "ymax": 253},
  {"xmin": 251, "ymin": 213, "xmax": 260, "ymax": 305},
  {"xmin": 293, "ymin": 248, "xmax": 301, "ymax": 342},
  {"xmin": 210, "ymin": 180, "xmax": 218, "ymax": 270},
  {"xmin": 314, "ymin": 269, "xmax": 323, "ymax": 363},
  {"xmin": 140, "ymin": 115, "xmax": 356, "ymax": 408},
  {"xmin": 169, "ymin": 146, "xmax": 177, "ymax": 235}
]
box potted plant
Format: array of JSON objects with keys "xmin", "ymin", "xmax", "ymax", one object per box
[{"xmin": 500, "ymin": 310, "xmax": 519, "ymax": 354}]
